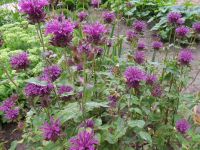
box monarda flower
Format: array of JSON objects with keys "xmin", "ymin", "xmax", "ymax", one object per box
[
  {"xmin": 175, "ymin": 26, "xmax": 190, "ymax": 38},
  {"xmin": 192, "ymin": 22, "xmax": 200, "ymax": 34},
  {"xmin": 102, "ymin": 11, "xmax": 116, "ymax": 24},
  {"xmin": 126, "ymin": 30, "xmax": 137, "ymax": 42},
  {"xmin": 42, "ymin": 65, "xmax": 62, "ymax": 82},
  {"xmin": 134, "ymin": 51, "xmax": 145, "ymax": 64},
  {"xmin": 176, "ymin": 119, "xmax": 190, "ymax": 134},
  {"xmin": 18, "ymin": 0, "xmax": 49, "ymax": 24},
  {"xmin": 137, "ymin": 41, "xmax": 146, "ymax": 50},
  {"xmin": 152, "ymin": 41, "xmax": 163, "ymax": 50},
  {"xmin": 124, "ymin": 67, "xmax": 146, "ymax": 88},
  {"xmin": 10, "ymin": 52, "xmax": 30, "ymax": 71},
  {"xmin": 41, "ymin": 117, "xmax": 62, "ymax": 142},
  {"xmin": 146, "ymin": 74, "xmax": 157, "ymax": 86},
  {"xmin": 83, "ymin": 22, "xmax": 107, "ymax": 45},
  {"xmin": 80, "ymin": 119, "xmax": 95, "ymax": 129},
  {"xmin": 58, "ymin": 85, "xmax": 73, "ymax": 100},
  {"xmin": 69, "ymin": 130, "xmax": 99, "ymax": 150},
  {"xmin": 5, "ymin": 108, "xmax": 19, "ymax": 120},
  {"xmin": 177, "ymin": 18, "xmax": 185, "ymax": 25},
  {"xmin": 167, "ymin": 12, "xmax": 182, "ymax": 24},
  {"xmin": 0, "ymin": 95, "xmax": 18, "ymax": 112},
  {"xmin": 133, "ymin": 20, "xmax": 146, "ymax": 33},
  {"xmin": 178, "ymin": 49, "xmax": 193, "ymax": 66},
  {"xmin": 24, "ymin": 77, "xmax": 54, "ymax": 97},
  {"xmin": 78, "ymin": 11, "xmax": 88, "ymax": 22},
  {"xmin": 45, "ymin": 14, "xmax": 75, "ymax": 47},
  {"xmin": 91, "ymin": 0, "xmax": 101, "ymax": 8}
]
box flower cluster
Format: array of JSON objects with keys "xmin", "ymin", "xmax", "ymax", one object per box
[
  {"xmin": 193, "ymin": 22, "xmax": 200, "ymax": 34},
  {"xmin": 102, "ymin": 11, "xmax": 116, "ymax": 24},
  {"xmin": 146, "ymin": 74, "xmax": 157, "ymax": 86},
  {"xmin": 124, "ymin": 67, "xmax": 146, "ymax": 88},
  {"xmin": 69, "ymin": 130, "xmax": 99, "ymax": 150},
  {"xmin": 126, "ymin": 30, "xmax": 137, "ymax": 42},
  {"xmin": 78, "ymin": 11, "xmax": 88, "ymax": 22},
  {"xmin": 24, "ymin": 77, "xmax": 54, "ymax": 97},
  {"xmin": 0, "ymin": 95, "xmax": 19, "ymax": 120},
  {"xmin": 91, "ymin": 0, "xmax": 101, "ymax": 8},
  {"xmin": 41, "ymin": 117, "xmax": 62, "ymax": 142},
  {"xmin": 18, "ymin": 0, "xmax": 49, "ymax": 24},
  {"xmin": 133, "ymin": 20, "xmax": 146, "ymax": 33},
  {"xmin": 80, "ymin": 119, "xmax": 95, "ymax": 129},
  {"xmin": 175, "ymin": 26, "xmax": 190, "ymax": 37},
  {"xmin": 152, "ymin": 41, "xmax": 163, "ymax": 50},
  {"xmin": 134, "ymin": 51, "xmax": 145, "ymax": 64},
  {"xmin": 137, "ymin": 41, "xmax": 146, "ymax": 50},
  {"xmin": 178, "ymin": 49, "xmax": 193, "ymax": 66},
  {"xmin": 42, "ymin": 65, "xmax": 62, "ymax": 82},
  {"xmin": 58, "ymin": 85, "xmax": 74, "ymax": 100},
  {"xmin": 167, "ymin": 12, "xmax": 182, "ymax": 24},
  {"xmin": 83, "ymin": 22, "xmax": 107, "ymax": 45},
  {"xmin": 45, "ymin": 15, "xmax": 75, "ymax": 47},
  {"xmin": 176, "ymin": 119, "xmax": 190, "ymax": 134},
  {"xmin": 10, "ymin": 52, "xmax": 30, "ymax": 71}
]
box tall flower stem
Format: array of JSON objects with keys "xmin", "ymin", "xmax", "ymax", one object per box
[{"xmin": 152, "ymin": 50, "xmax": 156, "ymax": 62}]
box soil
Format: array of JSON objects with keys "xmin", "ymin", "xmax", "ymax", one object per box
[{"xmin": 1, "ymin": 1, "xmax": 200, "ymax": 149}]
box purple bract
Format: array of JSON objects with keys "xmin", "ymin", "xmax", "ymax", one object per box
[{"xmin": 176, "ymin": 119, "xmax": 191, "ymax": 134}]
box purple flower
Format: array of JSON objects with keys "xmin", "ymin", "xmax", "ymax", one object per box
[
  {"xmin": 80, "ymin": 119, "xmax": 95, "ymax": 129},
  {"xmin": 102, "ymin": 11, "xmax": 116, "ymax": 24},
  {"xmin": 178, "ymin": 49, "xmax": 193, "ymax": 66},
  {"xmin": 91, "ymin": 0, "xmax": 101, "ymax": 8},
  {"xmin": 133, "ymin": 20, "xmax": 146, "ymax": 33},
  {"xmin": 24, "ymin": 77, "xmax": 54, "ymax": 97},
  {"xmin": 108, "ymin": 95, "xmax": 119, "ymax": 108},
  {"xmin": 94, "ymin": 47, "xmax": 103, "ymax": 57},
  {"xmin": 176, "ymin": 119, "xmax": 190, "ymax": 134},
  {"xmin": 83, "ymin": 22, "xmax": 107, "ymax": 45},
  {"xmin": 192, "ymin": 22, "xmax": 200, "ymax": 34},
  {"xmin": 45, "ymin": 14, "xmax": 75, "ymax": 47},
  {"xmin": 78, "ymin": 42, "xmax": 92, "ymax": 56},
  {"xmin": 69, "ymin": 130, "xmax": 99, "ymax": 150},
  {"xmin": 5, "ymin": 108, "xmax": 19, "ymax": 120},
  {"xmin": 137, "ymin": 41, "xmax": 146, "ymax": 50},
  {"xmin": 151, "ymin": 85, "xmax": 162, "ymax": 97},
  {"xmin": 146, "ymin": 74, "xmax": 157, "ymax": 86},
  {"xmin": 134, "ymin": 51, "xmax": 145, "ymax": 64},
  {"xmin": 0, "ymin": 95, "xmax": 18, "ymax": 112},
  {"xmin": 78, "ymin": 11, "xmax": 88, "ymax": 22},
  {"xmin": 167, "ymin": 12, "xmax": 182, "ymax": 24},
  {"xmin": 18, "ymin": 0, "xmax": 49, "ymax": 24},
  {"xmin": 177, "ymin": 18, "xmax": 185, "ymax": 25},
  {"xmin": 76, "ymin": 63, "xmax": 83, "ymax": 71},
  {"xmin": 58, "ymin": 85, "xmax": 73, "ymax": 100},
  {"xmin": 43, "ymin": 65, "xmax": 62, "ymax": 82},
  {"xmin": 126, "ymin": 30, "xmax": 137, "ymax": 42},
  {"xmin": 152, "ymin": 41, "xmax": 163, "ymax": 50},
  {"xmin": 124, "ymin": 67, "xmax": 146, "ymax": 88},
  {"xmin": 10, "ymin": 52, "xmax": 29, "ymax": 71},
  {"xmin": 41, "ymin": 117, "xmax": 62, "ymax": 142},
  {"xmin": 176, "ymin": 26, "xmax": 190, "ymax": 37}
]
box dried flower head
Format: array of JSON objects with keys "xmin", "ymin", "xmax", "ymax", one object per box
[
  {"xmin": 146, "ymin": 74, "xmax": 157, "ymax": 86},
  {"xmin": 151, "ymin": 84, "xmax": 162, "ymax": 97},
  {"xmin": 80, "ymin": 119, "xmax": 95, "ymax": 129}
]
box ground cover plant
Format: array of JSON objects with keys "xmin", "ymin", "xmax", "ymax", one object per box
[{"xmin": 0, "ymin": 0, "xmax": 200, "ymax": 149}]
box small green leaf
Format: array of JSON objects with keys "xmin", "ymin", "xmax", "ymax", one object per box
[
  {"xmin": 128, "ymin": 120, "xmax": 145, "ymax": 128},
  {"xmin": 139, "ymin": 131, "xmax": 152, "ymax": 144}
]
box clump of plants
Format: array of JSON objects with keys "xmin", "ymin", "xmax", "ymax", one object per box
[{"xmin": 0, "ymin": 0, "xmax": 200, "ymax": 149}]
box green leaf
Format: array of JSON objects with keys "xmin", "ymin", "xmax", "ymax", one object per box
[
  {"xmin": 128, "ymin": 120, "xmax": 145, "ymax": 128},
  {"xmin": 26, "ymin": 77, "xmax": 48, "ymax": 86},
  {"xmin": 86, "ymin": 101, "xmax": 109, "ymax": 111},
  {"xmin": 139, "ymin": 131, "xmax": 152, "ymax": 144}
]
